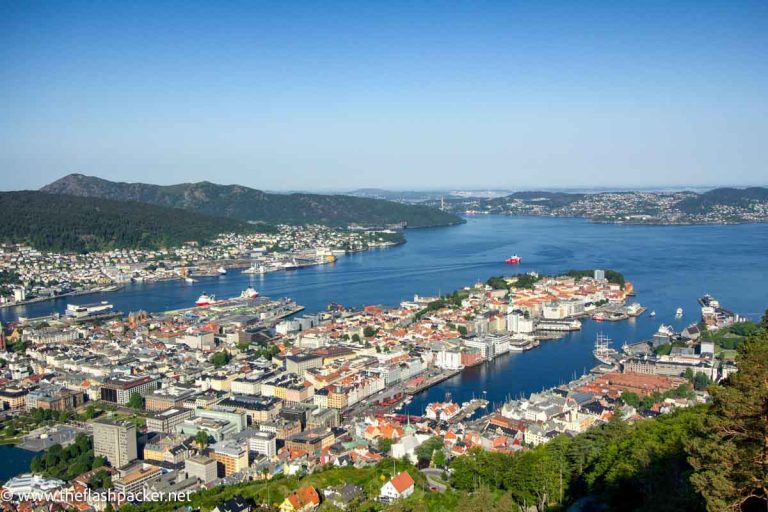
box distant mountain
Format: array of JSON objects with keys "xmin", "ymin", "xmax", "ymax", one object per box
[
  {"xmin": 0, "ymin": 191, "xmax": 261, "ymax": 252},
  {"xmin": 42, "ymin": 174, "xmax": 463, "ymax": 228}
]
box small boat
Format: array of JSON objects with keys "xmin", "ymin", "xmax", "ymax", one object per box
[
  {"xmin": 675, "ymin": 307, "xmax": 683, "ymax": 318},
  {"xmin": 184, "ymin": 277, "xmax": 197, "ymax": 284},
  {"xmin": 505, "ymin": 255, "xmax": 522, "ymax": 264},
  {"xmin": 650, "ymin": 310, "xmax": 656, "ymax": 317},
  {"xmin": 592, "ymin": 312, "xmax": 605, "ymax": 322},
  {"xmin": 217, "ymin": 266, "xmax": 227, "ymax": 275},
  {"xmin": 196, "ymin": 293, "xmax": 214, "ymax": 307}
]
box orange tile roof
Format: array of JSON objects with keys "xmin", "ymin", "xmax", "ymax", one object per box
[{"xmin": 390, "ymin": 471, "xmax": 415, "ymax": 494}]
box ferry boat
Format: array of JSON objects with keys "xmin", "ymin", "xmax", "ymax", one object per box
[
  {"xmin": 282, "ymin": 259, "xmax": 299, "ymax": 270},
  {"xmin": 675, "ymin": 307, "xmax": 684, "ymax": 318},
  {"xmin": 195, "ymin": 293, "xmax": 214, "ymax": 307},
  {"xmin": 593, "ymin": 333, "xmax": 618, "ymax": 365},
  {"xmin": 505, "ymin": 255, "xmax": 522, "ymax": 264},
  {"xmin": 592, "ymin": 312, "xmax": 606, "ymax": 322}
]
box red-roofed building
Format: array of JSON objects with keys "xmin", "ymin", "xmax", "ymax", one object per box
[
  {"xmin": 280, "ymin": 485, "xmax": 320, "ymax": 512},
  {"xmin": 380, "ymin": 470, "xmax": 415, "ymax": 502}
]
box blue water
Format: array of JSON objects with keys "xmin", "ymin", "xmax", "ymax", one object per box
[
  {"xmin": 2, "ymin": 216, "xmax": 767, "ymax": 417},
  {"xmin": 0, "ymin": 444, "xmax": 37, "ymax": 482}
]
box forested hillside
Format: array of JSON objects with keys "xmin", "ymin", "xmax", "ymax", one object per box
[
  {"xmin": 0, "ymin": 191, "xmax": 260, "ymax": 252},
  {"xmin": 42, "ymin": 174, "xmax": 463, "ymax": 228}
]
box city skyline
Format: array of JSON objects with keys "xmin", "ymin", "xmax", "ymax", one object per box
[{"xmin": 2, "ymin": 1, "xmax": 767, "ymax": 191}]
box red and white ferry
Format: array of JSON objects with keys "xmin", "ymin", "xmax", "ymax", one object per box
[
  {"xmin": 505, "ymin": 255, "xmax": 522, "ymax": 264},
  {"xmin": 195, "ymin": 293, "xmax": 214, "ymax": 306}
]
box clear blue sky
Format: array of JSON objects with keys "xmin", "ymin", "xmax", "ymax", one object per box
[{"xmin": 1, "ymin": 1, "xmax": 766, "ymax": 191}]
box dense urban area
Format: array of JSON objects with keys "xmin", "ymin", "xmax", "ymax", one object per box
[
  {"xmin": 0, "ymin": 226, "xmax": 404, "ymax": 307},
  {"xmin": 1, "ymin": 246, "xmax": 764, "ymax": 511}
]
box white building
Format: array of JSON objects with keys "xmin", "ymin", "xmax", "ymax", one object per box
[
  {"xmin": 247, "ymin": 431, "xmax": 277, "ymax": 458},
  {"xmin": 507, "ymin": 312, "xmax": 534, "ymax": 333},
  {"xmin": 435, "ymin": 349, "xmax": 462, "ymax": 370},
  {"xmin": 379, "ymin": 471, "xmax": 415, "ymax": 502}
]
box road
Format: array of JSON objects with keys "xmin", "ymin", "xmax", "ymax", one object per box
[{"xmin": 421, "ymin": 468, "xmax": 448, "ymax": 492}]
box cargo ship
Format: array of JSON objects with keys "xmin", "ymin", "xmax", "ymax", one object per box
[{"xmin": 505, "ymin": 255, "xmax": 522, "ymax": 264}]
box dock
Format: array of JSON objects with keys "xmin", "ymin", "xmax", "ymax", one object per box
[
  {"xmin": 405, "ymin": 369, "xmax": 461, "ymax": 395},
  {"xmin": 448, "ymin": 399, "xmax": 489, "ymax": 424}
]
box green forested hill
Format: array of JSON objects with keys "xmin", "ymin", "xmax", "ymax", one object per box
[
  {"xmin": 41, "ymin": 174, "xmax": 463, "ymax": 228},
  {"xmin": 0, "ymin": 191, "xmax": 260, "ymax": 252}
]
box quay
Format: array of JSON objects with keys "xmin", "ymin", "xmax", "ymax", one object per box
[
  {"xmin": 405, "ymin": 369, "xmax": 461, "ymax": 395},
  {"xmin": 448, "ymin": 399, "xmax": 489, "ymax": 424}
]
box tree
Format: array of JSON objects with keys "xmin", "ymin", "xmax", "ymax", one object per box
[
  {"xmin": 127, "ymin": 392, "xmax": 145, "ymax": 410},
  {"xmin": 456, "ymin": 486, "xmax": 495, "ymax": 512},
  {"xmin": 693, "ymin": 372, "xmax": 712, "ymax": 391},
  {"xmin": 378, "ymin": 437, "xmax": 393, "ymax": 455},
  {"xmin": 352, "ymin": 334, "xmax": 361, "ymax": 343},
  {"xmin": 457, "ymin": 325, "xmax": 468, "ymax": 336},
  {"xmin": 486, "ymin": 276, "xmax": 508, "ymax": 290},
  {"xmin": 196, "ymin": 430, "xmax": 210, "ymax": 449},
  {"xmin": 415, "ymin": 436, "xmax": 444, "ymax": 464},
  {"xmin": 432, "ymin": 449, "xmax": 447, "ymax": 468},
  {"xmin": 82, "ymin": 404, "xmax": 97, "ymax": 420},
  {"xmin": 363, "ymin": 326, "xmax": 376, "ymax": 338},
  {"xmin": 210, "ymin": 350, "xmax": 231, "ymax": 367},
  {"xmin": 687, "ymin": 328, "xmax": 768, "ymax": 511},
  {"xmin": 619, "ymin": 391, "xmax": 640, "ymax": 407}
]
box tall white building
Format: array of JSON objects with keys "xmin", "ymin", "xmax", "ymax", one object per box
[{"xmin": 92, "ymin": 419, "xmax": 137, "ymax": 469}]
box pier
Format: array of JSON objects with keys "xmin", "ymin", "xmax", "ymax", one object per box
[{"xmin": 448, "ymin": 399, "xmax": 489, "ymax": 424}]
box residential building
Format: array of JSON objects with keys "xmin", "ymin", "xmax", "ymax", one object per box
[{"xmin": 379, "ymin": 471, "xmax": 415, "ymax": 502}]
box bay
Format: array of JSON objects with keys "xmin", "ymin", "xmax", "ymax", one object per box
[{"xmin": 1, "ymin": 215, "xmax": 767, "ymax": 421}]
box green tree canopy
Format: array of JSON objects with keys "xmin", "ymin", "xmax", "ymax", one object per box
[{"xmin": 687, "ymin": 328, "xmax": 768, "ymax": 511}]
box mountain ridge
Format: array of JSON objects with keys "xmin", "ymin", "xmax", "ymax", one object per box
[
  {"xmin": 0, "ymin": 191, "xmax": 262, "ymax": 252},
  {"xmin": 42, "ymin": 174, "xmax": 463, "ymax": 228}
]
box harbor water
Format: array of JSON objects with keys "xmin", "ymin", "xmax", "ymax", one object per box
[{"xmin": 1, "ymin": 215, "xmax": 767, "ymax": 425}]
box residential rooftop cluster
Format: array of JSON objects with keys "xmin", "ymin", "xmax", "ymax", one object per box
[
  {"xmin": 0, "ymin": 225, "xmax": 403, "ymax": 307},
  {"xmin": 0, "ymin": 277, "xmax": 739, "ymax": 511},
  {"xmin": 448, "ymin": 190, "xmax": 768, "ymax": 224}
]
